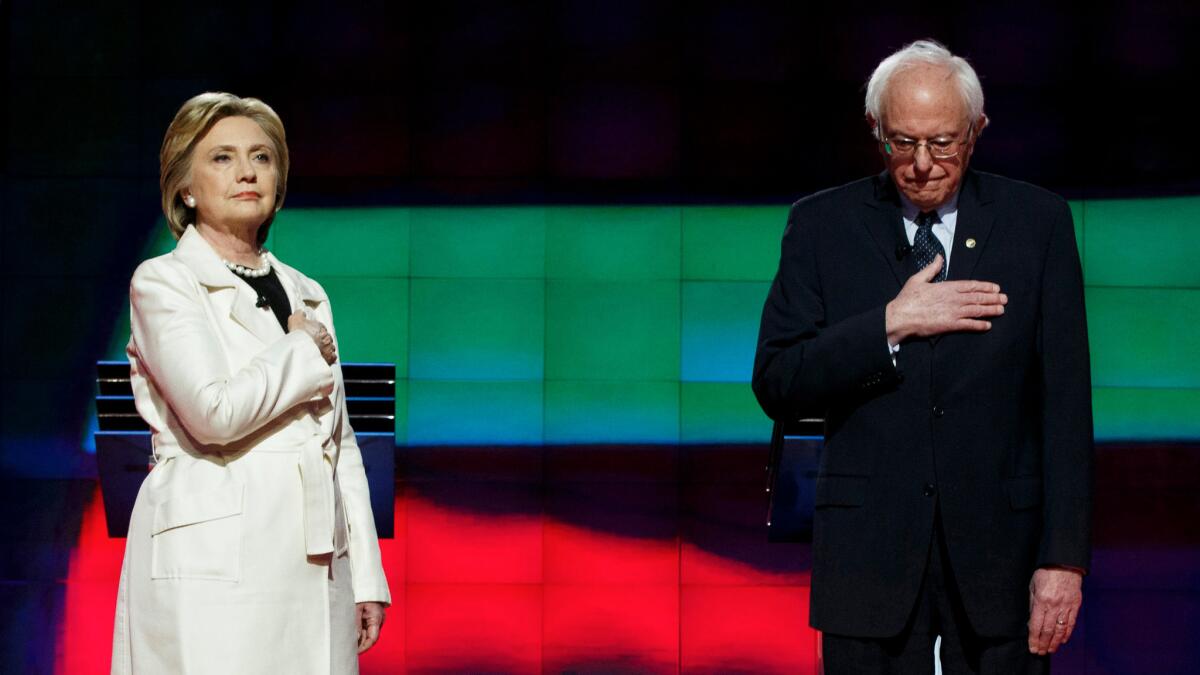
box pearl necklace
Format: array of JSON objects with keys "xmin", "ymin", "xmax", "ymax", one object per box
[{"xmin": 223, "ymin": 255, "xmax": 271, "ymax": 278}]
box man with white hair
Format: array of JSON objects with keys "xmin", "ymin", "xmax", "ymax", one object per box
[{"xmin": 753, "ymin": 40, "xmax": 1092, "ymax": 673}]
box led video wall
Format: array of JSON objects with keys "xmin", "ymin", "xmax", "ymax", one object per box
[{"xmin": 107, "ymin": 197, "xmax": 1200, "ymax": 445}]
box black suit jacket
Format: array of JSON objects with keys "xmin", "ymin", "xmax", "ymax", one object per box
[{"xmin": 752, "ymin": 169, "xmax": 1093, "ymax": 638}]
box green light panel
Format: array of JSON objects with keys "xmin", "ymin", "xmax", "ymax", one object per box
[
  {"xmin": 392, "ymin": 379, "xmax": 409, "ymax": 446},
  {"xmin": 546, "ymin": 207, "xmax": 680, "ymax": 280},
  {"xmin": 1084, "ymin": 197, "xmax": 1200, "ymax": 288},
  {"xmin": 545, "ymin": 280, "xmax": 680, "ymax": 381},
  {"xmin": 1087, "ymin": 288, "xmax": 1200, "ymax": 388},
  {"xmin": 410, "ymin": 207, "xmax": 545, "ymax": 279},
  {"xmin": 317, "ymin": 277, "xmax": 408, "ymax": 373},
  {"xmin": 113, "ymin": 198, "xmax": 1200, "ymax": 444},
  {"xmin": 681, "ymin": 282, "xmax": 771, "ymax": 382},
  {"xmin": 681, "ymin": 206, "xmax": 785, "ymax": 281},
  {"xmin": 1093, "ymin": 387, "xmax": 1200, "ymax": 441},
  {"xmin": 272, "ymin": 208, "xmax": 408, "ymax": 277},
  {"xmin": 408, "ymin": 380, "xmax": 542, "ymax": 445},
  {"xmin": 544, "ymin": 381, "xmax": 679, "ymax": 444},
  {"xmin": 409, "ymin": 279, "xmax": 544, "ymax": 380},
  {"xmin": 680, "ymin": 382, "xmax": 772, "ymax": 443}
]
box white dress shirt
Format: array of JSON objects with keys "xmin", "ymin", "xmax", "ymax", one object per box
[
  {"xmin": 888, "ymin": 190, "xmax": 961, "ymax": 362},
  {"xmin": 900, "ymin": 190, "xmax": 959, "ymax": 271}
]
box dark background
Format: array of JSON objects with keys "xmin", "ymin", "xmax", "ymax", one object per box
[
  {"xmin": 1, "ymin": 3, "xmax": 1199, "ymax": 673},
  {"xmin": 2, "ymin": 1, "xmax": 1198, "ymax": 465}
]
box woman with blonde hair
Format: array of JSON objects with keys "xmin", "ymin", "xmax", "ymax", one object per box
[{"xmin": 111, "ymin": 92, "xmax": 389, "ymax": 674}]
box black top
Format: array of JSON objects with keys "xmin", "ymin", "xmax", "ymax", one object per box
[{"xmin": 236, "ymin": 267, "xmax": 292, "ymax": 332}]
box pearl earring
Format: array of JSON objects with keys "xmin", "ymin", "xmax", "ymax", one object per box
[{"xmin": 185, "ymin": 195, "xmax": 196, "ymax": 207}]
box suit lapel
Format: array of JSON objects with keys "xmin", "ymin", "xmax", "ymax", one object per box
[
  {"xmin": 946, "ymin": 170, "xmax": 996, "ymax": 282},
  {"xmin": 862, "ymin": 171, "xmax": 914, "ymax": 288},
  {"xmin": 172, "ymin": 226, "xmax": 282, "ymax": 345}
]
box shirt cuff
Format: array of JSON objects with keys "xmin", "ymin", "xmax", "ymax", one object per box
[{"xmin": 1042, "ymin": 564, "xmax": 1088, "ymax": 576}]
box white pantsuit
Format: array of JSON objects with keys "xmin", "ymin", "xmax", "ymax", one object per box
[{"xmin": 111, "ymin": 226, "xmax": 390, "ymax": 675}]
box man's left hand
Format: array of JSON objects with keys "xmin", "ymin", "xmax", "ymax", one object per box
[{"xmin": 1027, "ymin": 567, "xmax": 1083, "ymax": 655}]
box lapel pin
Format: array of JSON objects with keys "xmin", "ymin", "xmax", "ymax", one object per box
[{"xmin": 965, "ymin": 238, "xmax": 977, "ymax": 249}]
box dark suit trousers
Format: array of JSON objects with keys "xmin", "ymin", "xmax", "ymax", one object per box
[{"xmin": 821, "ymin": 506, "xmax": 1050, "ymax": 675}]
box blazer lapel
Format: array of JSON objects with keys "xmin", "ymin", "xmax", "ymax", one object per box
[
  {"xmin": 269, "ymin": 254, "xmax": 329, "ymax": 314},
  {"xmin": 172, "ymin": 226, "xmax": 282, "ymax": 345},
  {"xmin": 862, "ymin": 171, "xmax": 914, "ymax": 288},
  {"xmin": 946, "ymin": 170, "xmax": 996, "ymax": 282},
  {"xmin": 269, "ymin": 254, "xmax": 338, "ymax": 436}
]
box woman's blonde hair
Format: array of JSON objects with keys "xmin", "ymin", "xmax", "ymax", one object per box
[{"xmin": 159, "ymin": 92, "xmax": 289, "ymax": 246}]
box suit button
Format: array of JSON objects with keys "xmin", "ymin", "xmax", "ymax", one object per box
[
  {"xmin": 923, "ymin": 483, "xmax": 936, "ymax": 497},
  {"xmin": 932, "ymin": 406, "xmax": 944, "ymax": 417}
]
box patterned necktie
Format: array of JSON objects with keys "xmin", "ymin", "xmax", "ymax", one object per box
[{"xmin": 913, "ymin": 210, "xmax": 947, "ymax": 282}]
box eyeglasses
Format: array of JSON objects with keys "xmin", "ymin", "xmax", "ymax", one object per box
[{"xmin": 882, "ymin": 125, "xmax": 976, "ymax": 160}]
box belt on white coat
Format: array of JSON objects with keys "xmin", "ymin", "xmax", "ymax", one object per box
[
  {"xmin": 152, "ymin": 436, "xmax": 340, "ymax": 557},
  {"xmin": 298, "ymin": 437, "xmax": 337, "ymax": 556}
]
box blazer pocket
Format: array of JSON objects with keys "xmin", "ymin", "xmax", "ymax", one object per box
[
  {"xmin": 151, "ymin": 483, "xmax": 244, "ymax": 581},
  {"xmin": 815, "ymin": 475, "xmax": 868, "ymax": 508},
  {"xmin": 1005, "ymin": 475, "xmax": 1043, "ymax": 511}
]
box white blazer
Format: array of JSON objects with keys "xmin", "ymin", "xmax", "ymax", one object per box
[{"xmin": 112, "ymin": 225, "xmax": 390, "ymax": 675}]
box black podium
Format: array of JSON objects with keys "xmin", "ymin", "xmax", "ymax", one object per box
[
  {"xmin": 94, "ymin": 361, "xmax": 397, "ymax": 538},
  {"xmin": 765, "ymin": 418, "xmax": 824, "ymax": 543}
]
